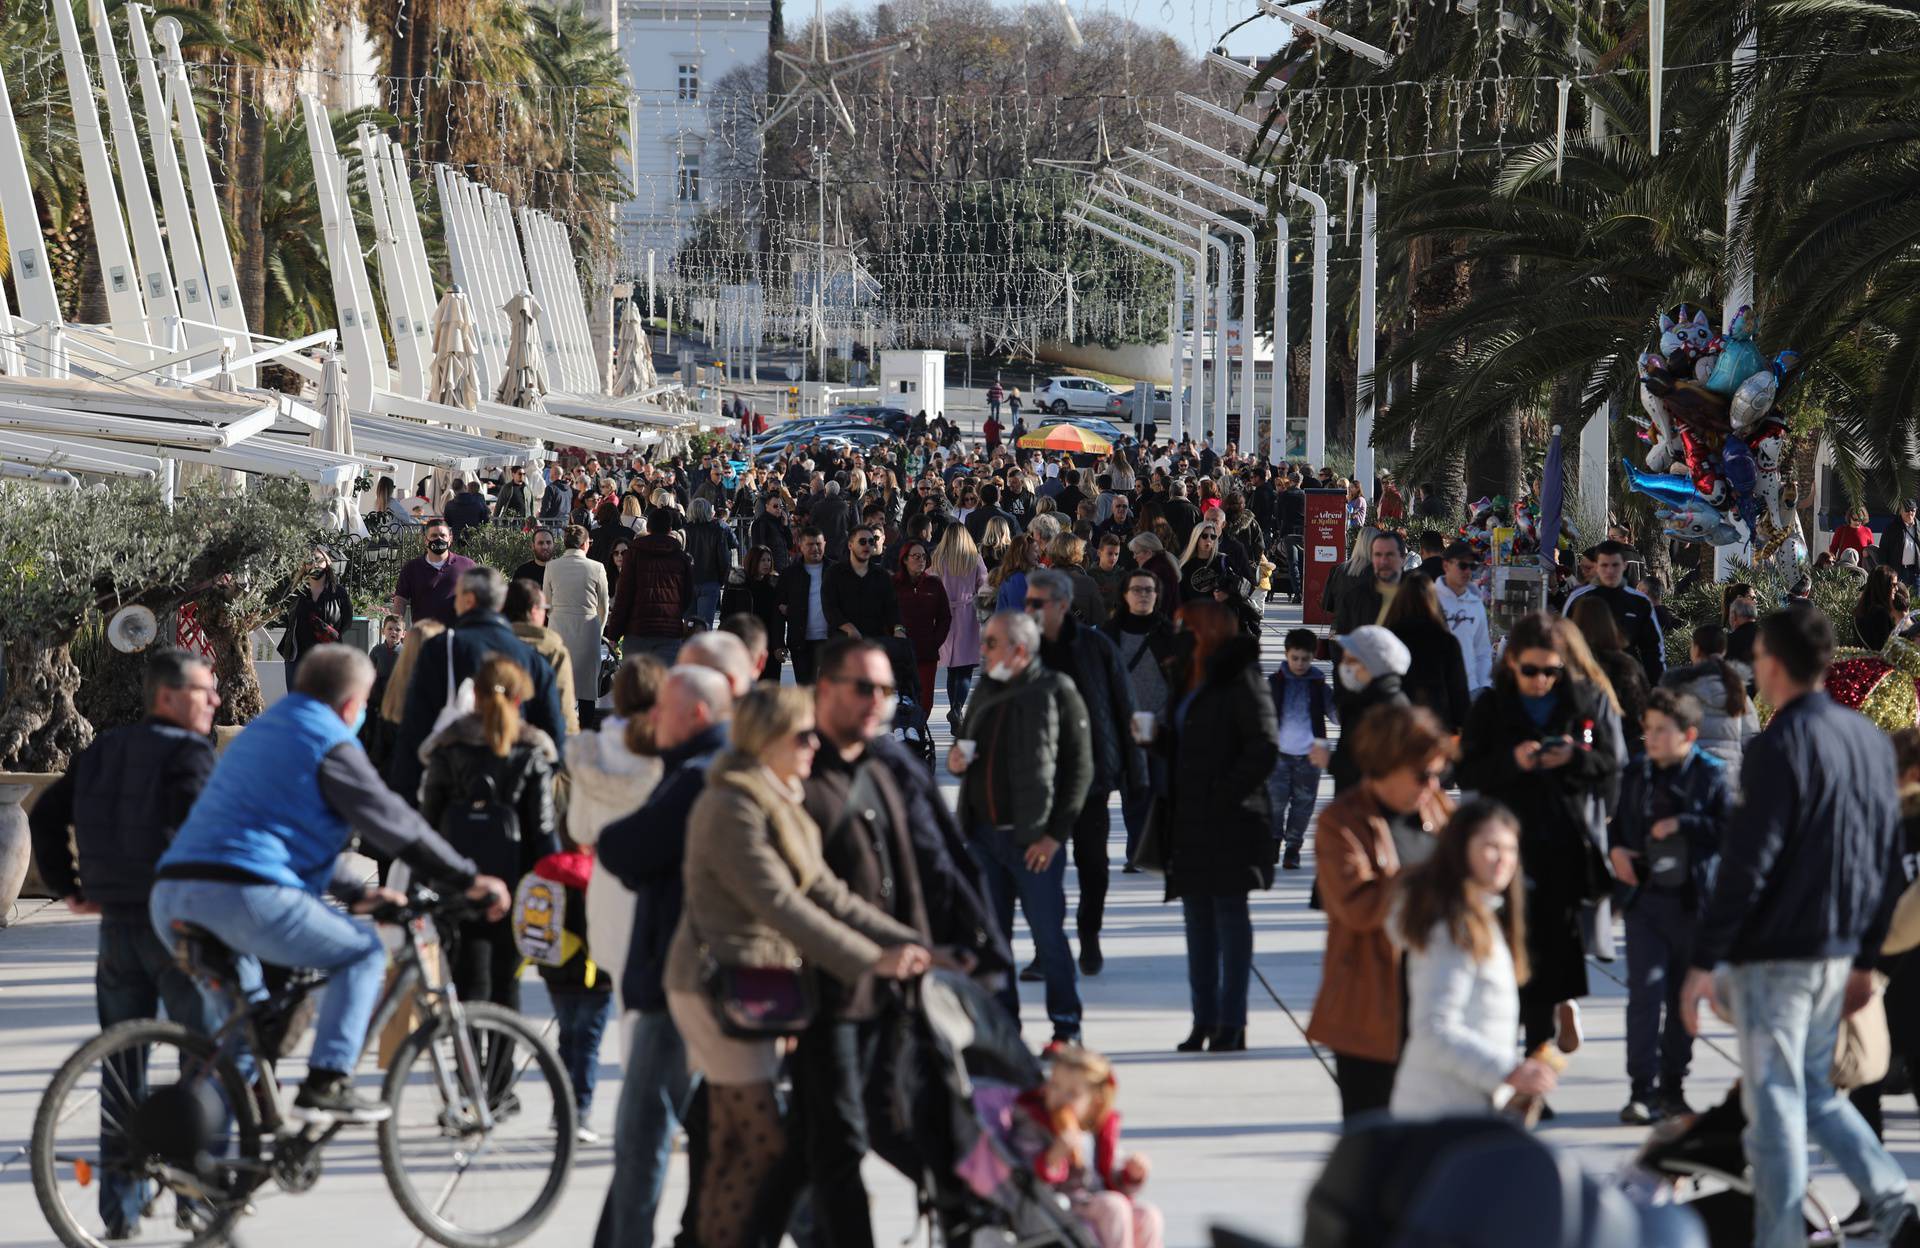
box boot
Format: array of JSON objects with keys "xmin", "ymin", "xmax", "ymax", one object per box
[{"xmin": 1176, "ymin": 1027, "xmax": 1214, "ymax": 1053}]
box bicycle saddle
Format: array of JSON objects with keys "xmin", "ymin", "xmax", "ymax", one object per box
[{"xmin": 170, "ymin": 920, "xmax": 242, "ymax": 990}]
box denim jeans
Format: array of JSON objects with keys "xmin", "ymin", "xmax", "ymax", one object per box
[
  {"xmin": 623, "ymin": 633, "xmax": 686, "ymax": 666},
  {"xmin": 96, "ymin": 914, "xmax": 225, "ymax": 1233},
  {"xmin": 1181, "ymin": 893, "xmax": 1252, "ymax": 1028},
  {"xmin": 595, "ymin": 1009, "xmax": 698, "ymax": 1248},
  {"xmin": 1726, "ymin": 958, "xmax": 1915, "ymax": 1248},
  {"xmin": 1268, "ymin": 753, "xmax": 1320, "ymax": 851},
  {"xmin": 551, "ymin": 991, "xmax": 613, "ymax": 1116},
  {"xmin": 693, "ymin": 582, "xmax": 724, "ymax": 630},
  {"xmin": 945, "ymin": 664, "xmax": 976, "ymax": 728},
  {"xmin": 148, "ymin": 878, "xmax": 385, "ymax": 1076},
  {"xmin": 969, "ymin": 824, "xmax": 1081, "ymax": 1040},
  {"xmin": 1622, "ymin": 892, "xmax": 1695, "ymax": 1100}
]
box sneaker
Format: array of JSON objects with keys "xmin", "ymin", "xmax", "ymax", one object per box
[
  {"xmin": 1889, "ymin": 1207, "xmax": 1920, "ymax": 1248},
  {"xmin": 1019, "ymin": 960, "xmax": 1045, "ymax": 983},
  {"xmin": 1121, "ymin": 863, "xmax": 1143, "ymax": 875},
  {"xmin": 292, "ymin": 1071, "xmax": 391, "ymax": 1125},
  {"xmin": 1282, "ymin": 847, "xmax": 1302, "ymax": 871},
  {"xmin": 1618, "ymin": 1100, "xmax": 1655, "ymax": 1126},
  {"xmin": 1554, "ymin": 1001, "xmax": 1583, "ymax": 1054},
  {"xmin": 1040, "ymin": 1036, "xmax": 1079, "ymax": 1060},
  {"xmin": 1078, "ymin": 936, "xmax": 1104, "ymax": 977},
  {"xmin": 1837, "ymin": 1202, "xmax": 1876, "ymax": 1238},
  {"xmin": 575, "ymin": 1125, "xmax": 600, "ymax": 1145},
  {"xmin": 1656, "ymin": 1089, "xmax": 1693, "ymax": 1120}
]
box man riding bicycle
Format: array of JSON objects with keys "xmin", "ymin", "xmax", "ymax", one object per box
[{"xmin": 150, "ymin": 645, "xmax": 511, "ymax": 1125}]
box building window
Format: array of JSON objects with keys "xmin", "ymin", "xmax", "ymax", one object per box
[
  {"xmin": 677, "ymin": 63, "xmax": 700, "ymax": 101},
  {"xmin": 677, "ymin": 151, "xmax": 701, "ymax": 202}
]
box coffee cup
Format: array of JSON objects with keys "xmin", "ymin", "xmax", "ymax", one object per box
[
  {"xmin": 954, "ymin": 739, "xmax": 979, "ymax": 767},
  {"xmin": 1131, "ymin": 711, "xmax": 1157, "ymax": 743}
]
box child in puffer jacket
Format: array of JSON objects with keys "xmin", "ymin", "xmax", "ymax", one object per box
[
  {"xmin": 1010, "ymin": 1046, "xmax": 1163, "ymax": 1248},
  {"xmin": 518, "ymin": 847, "xmax": 612, "ymax": 1143}
]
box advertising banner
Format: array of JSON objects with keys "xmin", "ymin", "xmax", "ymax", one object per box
[{"xmin": 1303, "ymin": 489, "xmax": 1347, "ymax": 627}]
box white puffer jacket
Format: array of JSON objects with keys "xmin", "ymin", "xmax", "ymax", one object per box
[
  {"xmin": 1659, "ymin": 660, "xmax": 1760, "ymax": 778},
  {"xmin": 565, "ymin": 716, "xmax": 662, "ymax": 1015}
]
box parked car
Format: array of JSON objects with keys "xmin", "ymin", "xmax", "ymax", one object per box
[
  {"xmin": 830, "ymin": 405, "xmax": 913, "ymax": 437},
  {"xmin": 1107, "ymin": 386, "xmax": 1174, "ymax": 430},
  {"xmin": 1034, "ymin": 375, "xmax": 1122, "ymax": 416},
  {"xmin": 753, "ymin": 428, "xmax": 891, "ymax": 466}
]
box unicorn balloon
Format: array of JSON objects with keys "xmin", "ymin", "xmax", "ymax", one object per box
[{"xmin": 1706, "ymin": 306, "xmax": 1764, "ymax": 396}]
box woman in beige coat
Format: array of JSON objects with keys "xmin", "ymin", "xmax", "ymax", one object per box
[
  {"xmin": 665, "ymin": 686, "xmax": 930, "ymax": 1248},
  {"xmin": 543, "ymin": 524, "xmax": 609, "ymax": 728}
]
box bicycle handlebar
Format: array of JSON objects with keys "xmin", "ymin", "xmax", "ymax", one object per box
[{"xmin": 368, "ymin": 884, "xmax": 488, "ymax": 928}]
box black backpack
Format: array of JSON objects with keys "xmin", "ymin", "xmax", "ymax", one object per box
[{"xmin": 440, "ymin": 765, "xmax": 523, "ymax": 883}]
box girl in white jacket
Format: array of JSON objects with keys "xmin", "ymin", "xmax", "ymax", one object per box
[
  {"xmin": 565, "ymin": 656, "xmax": 665, "ymax": 1059},
  {"xmin": 1390, "ymin": 800, "xmax": 1559, "ymax": 1119}
]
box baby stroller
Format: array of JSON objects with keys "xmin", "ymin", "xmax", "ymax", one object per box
[
  {"xmin": 1626, "ymin": 1087, "xmax": 1844, "ymax": 1247},
  {"xmin": 882, "ymin": 635, "xmax": 937, "ymax": 769},
  {"xmin": 866, "ymin": 971, "xmax": 1097, "ymax": 1247}
]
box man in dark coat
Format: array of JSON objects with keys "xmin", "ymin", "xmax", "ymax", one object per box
[
  {"xmin": 822, "ymin": 523, "xmax": 902, "ymax": 639},
  {"xmin": 779, "ymin": 527, "xmax": 834, "ymax": 682},
  {"xmin": 27, "ymin": 649, "xmax": 223, "ymax": 1237},
  {"xmin": 388, "ymin": 566, "xmax": 568, "ymax": 800},
  {"xmin": 1027, "ymin": 568, "xmax": 1145, "ymax": 976}
]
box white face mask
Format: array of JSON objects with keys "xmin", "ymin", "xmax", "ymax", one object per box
[
  {"xmin": 1338, "ymin": 664, "xmax": 1369, "ymax": 693},
  {"xmin": 987, "ymin": 661, "xmax": 1017, "ymax": 682}
]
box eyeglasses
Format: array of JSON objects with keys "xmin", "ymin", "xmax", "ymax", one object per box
[
  {"xmin": 1024, "ymin": 597, "xmax": 1055, "ymax": 611},
  {"xmin": 1515, "ymin": 663, "xmax": 1564, "ymax": 679},
  {"xmin": 1124, "ymin": 584, "xmax": 1158, "ymax": 596},
  {"xmin": 827, "ymin": 675, "xmax": 896, "ymax": 700}
]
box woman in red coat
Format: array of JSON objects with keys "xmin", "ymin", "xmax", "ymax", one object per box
[
  {"xmin": 1830, "ymin": 504, "xmax": 1876, "ymax": 559},
  {"xmin": 894, "ymin": 540, "xmax": 952, "ymax": 707}
]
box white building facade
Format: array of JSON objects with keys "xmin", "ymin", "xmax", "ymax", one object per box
[{"xmin": 617, "ymin": 0, "xmax": 771, "ymax": 278}]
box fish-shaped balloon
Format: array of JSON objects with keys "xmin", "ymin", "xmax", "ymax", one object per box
[
  {"xmin": 1729, "ymin": 369, "xmax": 1778, "ymax": 433},
  {"xmin": 1624, "ymin": 457, "xmax": 1705, "ymax": 510},
  {"xmin": 1706, "ymin": 306, "xmax": 1763, "ymax": 395},
  {"xmin": 1657, "ymin": 497, "xmax": 1745, "ymax": 546}
]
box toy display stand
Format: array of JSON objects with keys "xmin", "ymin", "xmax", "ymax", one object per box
[{"xmin": 1490, "ymin": 565, "xmax": 1547, "ymax": 638}]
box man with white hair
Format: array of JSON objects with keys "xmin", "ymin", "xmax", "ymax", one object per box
[
  {"xmin": 949, "ymin": 611, "xmax": 1094, "ymax": 1047},
  {"xmin": 683, "ymin": 496, "xmax": 737, "ymax": 628},
  {"xmin": 677, "ymin": 629, "xmax": 754, "ymax": 698},
  {"xmin": 595, "ymin": 664, "xmax": 733, "ymax": 1248}
]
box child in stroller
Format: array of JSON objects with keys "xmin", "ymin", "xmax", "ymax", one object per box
[{"xmin": 1005, "ymin": 1045, "xmax": 1164, "ymax": 1248}]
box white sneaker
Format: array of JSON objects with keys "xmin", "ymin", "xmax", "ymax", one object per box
[
  {"xmin": 1555, "ymin": 1001, "xmax": 1583, "ymax": 1054},
  {"xmin": 575, "ymin": 1125, "xmax": 600, "ymax": 1145}
]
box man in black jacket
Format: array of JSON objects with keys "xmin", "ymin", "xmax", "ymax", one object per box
[
  {"xmin": 1680, "ymin": 609, "xmax": 1920, "ymax": 1248},
  {"xmin": 1562, "ymin": 540, "xmax": 1665, "ymax": 681},
  {"xmin": 1332, "ymin": 530, "xmax": 1406, "ymax": 638},
  {"xmin": 1026, "ymin": 569, "xmax": 1144, "ymax": 976},
  {"xmin": 593, "ymin": 666, "xmax": 732, "ymax": 1248},
  {"xmin": 759, "ymin": 638, "xmax": 1008, "ymax": 1246},
  {"xmin": 494, "ymin": 464, "xmax": 533, "ymax": 519},
  {"xmin": 28, "ymin": 649, "xmax": 223, "ymax": 1237},
  {"xmin": 1879, "ymin": 498, "xmax": 1920, "ymax": 586},
  {"xmin": 780, "ymin": 527, "xmax": 834, "ymax": 683},
  {"xmin": 822, "ymin": 523, "xmax": 902, "ymax": 640},
  {"xmin": 964, "ymin": 482, "xmax": 1020, "ymax": 544}
]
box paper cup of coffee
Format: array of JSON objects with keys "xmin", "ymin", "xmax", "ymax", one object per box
[
  {"xmin": 954, "ymin": 739, "xmax": 979, "ymax": 767},
  {"xmin": 1131, "ymin": 711, "xmax": 1156, "ymax": 743}
]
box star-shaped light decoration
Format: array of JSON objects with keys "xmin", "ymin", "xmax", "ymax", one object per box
[
  {"xmin": 762, "ymin": 0, "xmax": 912, "ymax": 137},
  {"xmin": 1031, "ymin": 114, "xmax": 1162, "ymax": 180}
]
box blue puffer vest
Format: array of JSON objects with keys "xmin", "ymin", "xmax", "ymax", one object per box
[{"xmin": 159, "ymin": 694, "xmax": 358, "ymax": 894}]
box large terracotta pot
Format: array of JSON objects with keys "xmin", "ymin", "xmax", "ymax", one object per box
[{"xmin": 0, "ymin": 781, "xmax": 31, "ymax": 926}]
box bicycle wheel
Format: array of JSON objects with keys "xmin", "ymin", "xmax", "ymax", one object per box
[
  {"xmin": 31, "ymin": 1020, "xmax": 260, "ymax": 1248},
  {"xmin": 378, "ymin": 1001, "xmax": 575, "ymax": 1248}
]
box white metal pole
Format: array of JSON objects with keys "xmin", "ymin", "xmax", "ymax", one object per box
[
  {"xmin": 127, "ymin": 6, "xmax": 211, "ymax": 355},
  {"xmin": 1355, "ymin": 180, "xmax": 1378, "ymax": 499},
  {"xmin": 1272, "ymin": 212, "xmax": 1288, "ymax": 461},
  {"xmin": 88, "ymin": 0, "xmax": 178, "ymax": 348},
  {"xmin": 1088, "ymin": 186, "xmax": 1213, "ymax": 442},
  {"xmin": 1076, "ymin": 203, "xmax": 1204, "ymax": 441},
  {"xmin": 1068, "ymin": 211, "xmax": 1187, "ymax": 439}
]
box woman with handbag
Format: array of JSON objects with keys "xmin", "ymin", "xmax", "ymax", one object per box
[
  {"xmin": 1151, "ymin": 600, "xmax": 1280, "ymax": 1055},
  {"xmin": 285, "ymin": 547, "xmax": 353, "ymax": 681},
  {"xmin": 663, "ymin": 686, "xmax": 931, "ymax": 1248},
  {"xmin": 1454, "ymin": 611, "xmax": 1623, "ymax": 1062},
  {"xmin": 419, "ymin": 656, "xmax": 561, "ymax": 1014}
]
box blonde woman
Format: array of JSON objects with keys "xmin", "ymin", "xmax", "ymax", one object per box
[
  {"xmin": 367, "ymin": 619, "xmax": 445, "ymax": 776},
  {"xmin": 620, "ymin": 492, "xmax": 646, "ymax": 531},
  {"xmin": 933, "ymin": 521, "xmax": 990, "ymax": 730},
  {"xmin": 419, "ymin": 656, "xmax": 560, "ymax": 1012},
  {"xmin": 665, "ymin": 686, "xmax": 929, "ymax": 1248},
  {"xmin": 979, "ymin": 514, "xmax": 1014, "ymax": 571}
]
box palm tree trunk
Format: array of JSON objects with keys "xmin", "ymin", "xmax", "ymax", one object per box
[{"xmin": 233, "ymin": 67, "xmax": 268, "ymax": 332}]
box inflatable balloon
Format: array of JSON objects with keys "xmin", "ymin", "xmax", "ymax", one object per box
[
  {"xmin": 1720, "ymin": 436, "xmax": 1760, "ymax": 534},
  {"xmin": 1728, "ymin": 368, "xmax": 1778, "ymax": 433},
  {"xmin": 1749, "ymin": 426, "xmax": 1790, "ymax": 528},
  {"xmin": 1623, "ymin": 457, "xmax": 1701, "ymax": 510},
  {"xmin": 1637, "ymin": 353, "xmax": 1680, "ymax": 463},
  {"xmin": 1656, "ymin": 497, "xmax": 1746, "ymax": 547},
  {"xmin": 1659, "ymin": 306, "xmax": 1715, "ymax": 370},
  {"xmin": 1705, "ymin": 306, "xmax": 1763, "ymax": 396}
]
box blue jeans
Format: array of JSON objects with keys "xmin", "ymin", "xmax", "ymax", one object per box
[
  {"xmin": 1726, "ymin": 958, "xmax": 1915, "ymax": 1248},
  {"xmin": 1181, "ymin": 893, "xmax": 1253, "ymax": 1028},
  {"xmin": 551, "ymin": 990, "xmax": 612, "ymax": 1115},
  {"xmin": 1268, "ymin": 753, "xmax": 1320, "ymax": 850},
  {"xmin": 595, "ymin": 1009, "xmax": 697, "ymax": 1248},
  {"xmin": 945, "ymin": 664, "xmax": 976, "ymax": 728},
  {"xmin": 969, "ymin": 824, "xmax": 1081, "ymax": 1040},
  {"xmin": 96, "ymin": 914, "xmax": 225, "ymax": 1233},
  {"xmin": 148, "ymin": 878, "xmax": 385, "ymax": 1076},
  {"xmin": 693, "ymin": 582, "xmax": 724, "ymax": 629},
  {"xmin": 1622, "ymin": 891, "xmax": 1695, "ymax": 1100}
]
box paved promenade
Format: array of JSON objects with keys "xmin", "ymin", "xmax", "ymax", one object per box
[{"xmin": 3, "ymin": 597, "xmax": 1914, "ymax": 1245}]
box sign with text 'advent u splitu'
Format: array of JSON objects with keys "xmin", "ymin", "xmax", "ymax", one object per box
[{"xmin": 1303, "ymin": 489, "xmax": 1348, "ymax": 627}]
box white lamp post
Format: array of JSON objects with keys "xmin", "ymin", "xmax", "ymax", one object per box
[
  {"xmin": 1067, "ymin": 213, "xmax": 1187, "ymax": 438},
  {"xmin": 1144, "ymin": 120, "xmax": 1329, "ymax": 466},
  {"xmin": 1076, "ymin": 199, "xmax": 1207, "ymax": 444}
]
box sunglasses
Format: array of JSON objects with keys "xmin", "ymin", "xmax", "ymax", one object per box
[
  {"xmin": 1515, "ymin": 663, "xmax": 1564, "ymax": 679},
  {"xmin": 790, "ymin": 728, "xmax": 820, "ymax": 748},
  {"xmin": 852, "ymin": 538, "xmax": 874, "ymax": 548},
  {"xmin": 830, "ymin": 675, "xmax": 897, "ymax": 700},
  {"xmin": 1024, "ymin": 597, "xmax": 1055, "ymax": 611}
]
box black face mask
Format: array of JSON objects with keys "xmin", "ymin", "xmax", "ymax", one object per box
[{"xmin": 427, "ymin": 539, "xmax": 451, "ymax": 554}]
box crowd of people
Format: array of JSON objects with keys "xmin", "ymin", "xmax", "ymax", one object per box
[{"xmin": 30, "ymin": 401, "xmax": 1920, "ymax": 1248}]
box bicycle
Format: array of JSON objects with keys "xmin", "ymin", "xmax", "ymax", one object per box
[{"xmin": 31, "ymin": 886, "xmax": 575, "ymax": 1248}]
